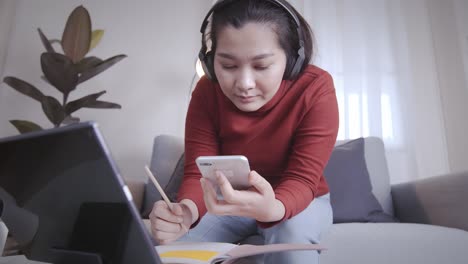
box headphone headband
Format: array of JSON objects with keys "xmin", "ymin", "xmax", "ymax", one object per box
[
  {"xmin": 200, "ymin": 0, "xmax": 301, "ymax": 34},
  {"xmin": 199, "ymin": 0, "xmax": 306, "ymax": 80}
]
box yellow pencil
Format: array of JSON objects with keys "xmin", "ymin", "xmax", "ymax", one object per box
[
  {"xmin": 144, "ymin": 165, "xmax": 188, "ymax": 233},
  {"xmin": 144, "ymin": 165, "xmax": 174, "ymax": 211}
]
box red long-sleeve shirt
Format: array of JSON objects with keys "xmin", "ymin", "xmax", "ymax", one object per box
[{"xmin": 177, "ymin": 65, "xmax": 339, "ymax": 227}]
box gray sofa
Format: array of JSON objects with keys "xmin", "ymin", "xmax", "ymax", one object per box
[{"xmin": 127, "ymin": 135, "xmax": 468, "ymax": 264}]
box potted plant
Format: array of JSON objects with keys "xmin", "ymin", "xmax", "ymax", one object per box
[{"xmin": 2, "ymin": 5, "xmax": 126, "ymax": 134}]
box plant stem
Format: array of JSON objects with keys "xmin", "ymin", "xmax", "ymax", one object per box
[
  {"xmin": 59, "ymin": 92, "xmax": 69, "ymax": 127},
  {"xmin": 63, "ymin": 93, "xmax": 69, "ymax": 106}
]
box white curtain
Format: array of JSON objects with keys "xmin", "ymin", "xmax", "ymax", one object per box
[{"xmin": 291, "ymin": 0, "xmax": 451, "ymax": 183}]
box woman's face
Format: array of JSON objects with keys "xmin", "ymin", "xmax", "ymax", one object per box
[{"xmin": 213, "ymin": 22, "xmax": 287, "ymax": 112}]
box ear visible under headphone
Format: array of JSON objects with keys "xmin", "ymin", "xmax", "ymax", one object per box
[{"xmin": 199, "ymin": 0, "xmax": 306, "ymax": 81}]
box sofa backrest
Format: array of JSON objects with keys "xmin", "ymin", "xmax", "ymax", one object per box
[
  {"xmin": 336, "ymin": 137, "xmax": 393, "ymax": 216},
  {"xmin": 144, "ymin": 135, "xmax": 394, "ymax": 217},
  {"xmin": 149, "ymin": 135, "xmax": 184, "ymax": 191},
  {"xmin": 141, "ymin": 135, "xmax": 185, "ymax": 217}
]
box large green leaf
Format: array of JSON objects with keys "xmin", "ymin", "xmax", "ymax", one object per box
[
  {"xmin": 37, "ymin": 28, "xmax": 55, "ymax": 53},
  {"xmin": 78, "ymin": 54, "xmax": 127, "ymax": 84},
  {"xmin": 75, "ymin": 56, "xmax": 102, "ymax": 73},
  {"xmin": 65, "ymin": 90, "xmax": 106, "ymax": 114},
  {"xmin": 3, "ymin": 76, "xmax": 45, "ymax": 102},
  {"xmin": 61, "ymin": 5, "xmax": 91, "ymax": 63},
  {"xmin": 83, "ymin": 100, "xmax": 121, "ymax": 109},
  {"xmin": 41, "ymin": 96, "xmax": 66, "ymax": 126},
  {"xmin": 89, "ymin": 29, "xmax": 104, "ymax": 51},
  {"xmin": 9, "ymin": 120, "xmax": 43, "ymax": 134},
  {"xmin": 41, "ymin": 52, "xmax": 79, "ymax": 95}
]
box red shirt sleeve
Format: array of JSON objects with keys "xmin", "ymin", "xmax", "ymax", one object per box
[
  {"xmin": 258, "ymin": 73, "xmax": 339, "ymax": 228},
  {"xmin": 176, "ymin": 77, "xmax": 219, "ymax": 227}
]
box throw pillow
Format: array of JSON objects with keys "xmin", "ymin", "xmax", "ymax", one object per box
[
  {"xmin": 141, "ymin": 153, "xmax": 185, "ymax": 218},
  {"xmin": 323, "ymin": 138, "xmax": 397, "ymax": 223}
]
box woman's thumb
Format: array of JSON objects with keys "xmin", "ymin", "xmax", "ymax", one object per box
[
  {"xmin": 171, "ymin": 203, "xmax": 184, "ymax": 216},
  {"xmin": 249, "ymin": 171, "xmax": 269, "ymax": 194}
]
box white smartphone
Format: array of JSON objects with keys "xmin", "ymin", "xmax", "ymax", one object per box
[{"xmin": 195, "ymin": 155, "xmax": 252, "ymax": 196}]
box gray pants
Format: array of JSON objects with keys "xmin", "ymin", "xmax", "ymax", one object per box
[{"xmin": 179, "ymin": 194, "xmax": 332, "ymax": 264}]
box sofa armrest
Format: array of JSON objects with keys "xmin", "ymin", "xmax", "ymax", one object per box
[
  {"xmin": 125, "ymin": 179, "xmax": 146, "ymax": 213},
  {"xmin": 391, "ymin": 170, "xmax": 468, "ymax": 232}
]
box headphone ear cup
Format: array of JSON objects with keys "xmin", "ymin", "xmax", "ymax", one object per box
[
  {"xmin": 200, "ymin": 51, "xmax": 216, "ymax": 81},
  {"xmin": 202, "ymin": 51, "xmax": 216, "ymax": 81},
  {"xmin": 288, "ymin": 46, "xmax": 305, "ymax": 79}
]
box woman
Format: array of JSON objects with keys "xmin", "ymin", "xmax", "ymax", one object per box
[{"xmin": 150, "ymin": 0, "xmax": 339, "ymax": 263}]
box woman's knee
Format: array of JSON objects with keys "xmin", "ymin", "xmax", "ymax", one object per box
[
  {"xmin": 262, "ymin": 196, "xmax": 333, "ymax": 244},
  {"xmin": 263, "ymin": 220, "xmax": 317, "ymax": 244}
]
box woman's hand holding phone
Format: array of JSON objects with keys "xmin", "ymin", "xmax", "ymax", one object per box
[{"xmin": 200, "ymin": 170, "xmax": 286, "ymax": 222}]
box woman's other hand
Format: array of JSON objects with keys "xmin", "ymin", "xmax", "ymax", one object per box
[
  {"xmin": 149, "ymin": 200, "xmax": 193, "ymax": 244},
  {"xmin": 201, "ymin": 171, "xmax": 285, "ymax": 222}
]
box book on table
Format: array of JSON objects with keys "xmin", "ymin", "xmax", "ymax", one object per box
[{"xmin": 155, "ymin": 242, "xmax": 326, "ymax": 264}]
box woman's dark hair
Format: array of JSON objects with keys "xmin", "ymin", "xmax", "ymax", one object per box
[{"xmin": 208, "ymin": 0, "xmax": 314, "ymax": 79}]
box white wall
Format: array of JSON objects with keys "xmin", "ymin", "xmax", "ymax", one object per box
[
  {"xmin": 1, "ymin": 0, "xmax": 467, "ymax": 181},
  {"xmin": 0, "ymin": 1, "xmax": 13, "ymax": 76},
  {"xmin": 0, "ymin": 0, "xmax": 211, "ymax": 180},
  {"xmin": 0, "ymin": 0, "xmax": 17, "ymax": 97}
]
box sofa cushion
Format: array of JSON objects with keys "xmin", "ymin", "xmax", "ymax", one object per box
[
  {"xmin": 335, "ymin": 137, "xmax": 394, "ymax": 216},
  {"xmin": 324, "ymin": 138, "xmax": 396, "ymax": 223},
  {"xmin": 362, "ymin": 137, "xmax": 394, "ymax": 216},
  {"xmin": 164, "ymin": 153, "xmax": 185, "ymax": 202},
  {"xmin": 320, "ymin": 223, "xmax": 468, "ymax": 264}
]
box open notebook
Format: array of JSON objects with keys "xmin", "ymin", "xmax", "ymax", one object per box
[{"xmin": 156, "ymin": 242, "xmax": 326, "ymax": 264}]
